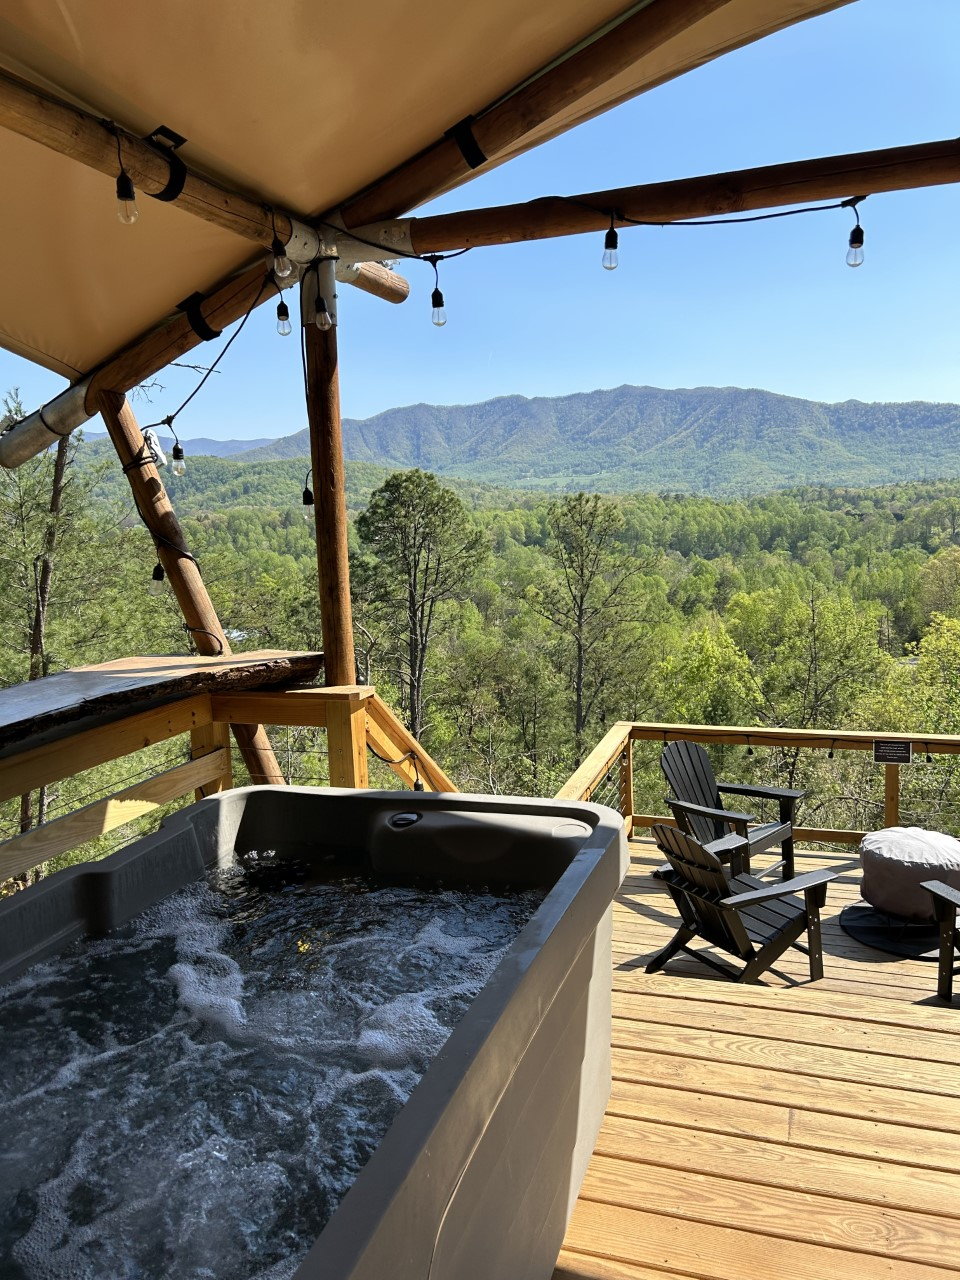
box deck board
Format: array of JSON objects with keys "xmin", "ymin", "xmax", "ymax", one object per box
[{"xmin": 556, "ymin": 839, "xmax": 960, "ymax": 1280}]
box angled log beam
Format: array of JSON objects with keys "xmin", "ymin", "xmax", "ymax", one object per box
[
  {"xmin": 0, "ymin": 256, "xmax": 409, "ymax": 469},
  {"xmin": 0, "ymin": 66, "xmax": 407, "ymax": 305},
  {"xmin": 96, "ymin": 391, "xmax": 285, "ymax": 785},
  {"xmin": 346, "ymin": 137, "xmax": 960, "ymax": 256},
  {"xmin": 337, "ymin": 0, "xmax": 849, "ymax": 226}
]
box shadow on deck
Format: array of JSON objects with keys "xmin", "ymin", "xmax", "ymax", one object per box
[{"xmin": 556, "ymin": 838, "xmax": 960, "ymax": 1280}]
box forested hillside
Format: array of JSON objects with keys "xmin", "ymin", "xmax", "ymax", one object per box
[
  {"xmin": 5, "ymin": 403, "xmax": 960, "ymax": 882},
  {"xmin": 234, "ymin": 385, "xmax": 960, "ymax": 495}
]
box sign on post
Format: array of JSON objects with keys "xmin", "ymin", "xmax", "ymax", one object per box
[{"xmin": 873, "ymin": 740, "xmax": 912, "ymax": 765}]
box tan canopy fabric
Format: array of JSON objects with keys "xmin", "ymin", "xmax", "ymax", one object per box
[{"xmin": 0, "ymin": 0, "xmax": 847, "ymax": 382}]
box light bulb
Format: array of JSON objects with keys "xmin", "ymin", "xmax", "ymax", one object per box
[
  {"xmin": 276, "ymin": 300, "xmax": 292, "ymax": 336},
  {"xmin": 315, "ymin": 298, "xmax": 333, "ymax": 331},
  {"xmin": 846, "ymin": 225, "xmax": 864, "ymax": 268},
  {"xmin": 116, "ymin": 171, "xmax": 139, "ymax": 224},
  {"xmin": 148, "ymin": 563, "xmax": 165, "ymax": 596},
  {"xmin": 302, "ymin": 486, "xmax": 315, "ymax": 522},
  {"xmin": 431, "ymin": 287, "xmax": 447, "ymax": 327},
  {"xmin": 602, "ymin": 226, "xmax": 619, "ymax": 271},
  {"xmin": 171, "ymin": 443, "xmax": 186, "ymax": 477},
  {"xmin": 271, "ymin": 235, "xmax": 293, "ymax": 279}
]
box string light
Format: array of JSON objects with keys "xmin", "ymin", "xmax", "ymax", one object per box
[
  {"xmin": 827, "ymin": 740, "xmax": 835, "ymax": 760},
  {"xmin": 276, "ymin": 299, "xmax": 292, "ymax": 336},
  {"xmin": 846, "ymin": 219, "xmax": 865, "ymax": 267},
  {"xmin": 602, "ymin": 213, "xmax": 619, "ymax": 271},
  {"xmin": 426, "ymin": 257, "xmax": 447, "ymax": 327},
  {"xmin": 114, "ymin": 134, "xmax": 139, "ymax": 224},
  {"xmin": 171, "ymin": 442, "xmax": 186, "ymax": 477},
  {"xmin": 271, "ymin": 234, "xmax": 293, "ymax": 279},
  {"xmin": 315, "ymin": 297, "xmax": 334, "ymax": 331},
  {"xmin": 148, "ymin": 562, "xmax": 166, "ymax": 596}
]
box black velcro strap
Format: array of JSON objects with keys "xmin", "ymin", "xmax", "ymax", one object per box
[
  {"xmin": 445, "ymin": 116, "xmax": 487, "ymax": 169},
  {"xmin": 144, "ymin": 125, "xmax": 188, "ymax": 202},
  {"xmin": 148, "ymin": 149, "xmax": 187, "ymax": 202},
  {"xmin": 177, "ymin": 293, "xmax": 222, "ymax": 341}
]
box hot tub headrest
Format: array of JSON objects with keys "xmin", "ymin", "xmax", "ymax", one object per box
[{"xmin": 368, "ymin": 809, "xmax": 593, "ymax": 886}]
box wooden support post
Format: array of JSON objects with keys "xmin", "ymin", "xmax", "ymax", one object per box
[
  {"xmin": 326, "ymin": 698, "xmax": 369, "ymax": 789},
  {"xmin": 303, "ymin": 315, "xmax": 357, "ymax": 687},
  {"xmin": 190, "ymin": 722, "xmax": 233, "ymax": 799},
  {"xmin": 97, "ymin": 390, "xmax": 285, "ymax": 785},
  {"xmin": 620, "ymin": 738, "xmax": 635, "ymax": 836},
  {"xmin": 884, "ymin": 763, "xmax": 900, "ymax": 828}
]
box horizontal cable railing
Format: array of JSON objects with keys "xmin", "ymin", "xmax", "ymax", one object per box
[{"xmin": 557, "ymin": 721, "xmax": 960, "ymax": 846}]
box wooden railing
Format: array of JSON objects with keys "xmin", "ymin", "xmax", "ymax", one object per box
[
  {"xmin": 557, "ymin": 721, "xmax": 960, "ymax": 845},
  {"xmin": 0, "ymin": 684, "xmax": 454, "ymax": 884}
]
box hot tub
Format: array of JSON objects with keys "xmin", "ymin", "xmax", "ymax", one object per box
[{"xmin": 0, "ymin": 786, "xmax": 627, "ymax": 1280}]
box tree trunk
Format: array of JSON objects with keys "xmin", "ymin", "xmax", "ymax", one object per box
[{"xmin": 18, "ymin": 436, "xmax": 71, "ymax": 868}]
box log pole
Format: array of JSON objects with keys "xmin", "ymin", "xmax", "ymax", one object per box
[
  {"xmin": 96, "ymin": 390, "xmax": 285, "ymax": 784},
  {"xmin": 302, "ymin": 296, "xmax": 357, "ymax": 687},
  {"xmin": 0, "ymin": 65, "xmax": 407, "ymax": 310},
  {"xmin": 356, "ymin": 136, "xmax": 960, "ymax": 256}
]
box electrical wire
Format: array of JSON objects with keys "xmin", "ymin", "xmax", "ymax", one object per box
[
  {"xmin": 568, "ymin": 193, "xmax": 867, "ymax": 230},
  {"xmin": 142, "ymin": 269, "xmax": 275, "ymax": 441},
  {"xmin": 367, "ymin": 742, "xmax": 423, "ymax": 788}
]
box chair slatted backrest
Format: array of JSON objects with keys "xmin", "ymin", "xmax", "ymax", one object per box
[
  {"xmin": 651, "ymin": 824, "xmax": 754, "ymax": 960},
  {"xmin": 661, "ymin": 740, "xmax": 726, "ymax": 845}
]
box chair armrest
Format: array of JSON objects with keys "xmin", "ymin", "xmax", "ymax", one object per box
[
  {"xmin": 722, "ymin": 868, "xmax": 837, "ymax": 908},
  {"xmin": 921, "ymin": 880, "xmax": 960, "ymax": 911},
  {"xmin": 718, "ymin": 783, "xmax": 806, "ymax": 802},
  {"xmin": 667, "ymin": 797, "xmax": 756, "ymax": 827},
  {"xmin": 704, "ymin": 831, "xmax": 751, "ymax": 876}
]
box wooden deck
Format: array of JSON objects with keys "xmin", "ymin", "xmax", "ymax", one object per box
[{"xmin": 556, "ymin": 839, "xmax": 960, "ymax": 1280}]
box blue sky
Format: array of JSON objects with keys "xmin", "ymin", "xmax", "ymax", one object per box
[{"xmin": 3, "ymin": 0, "xmax": 959, "ymax": 440}]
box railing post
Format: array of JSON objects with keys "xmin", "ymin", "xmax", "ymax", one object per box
[
  {"xmin": 326, "ymin": 698, "xmax": 369, "ymax": 788},
  {"xmin": 884, "ymin": 763, "xmax": 900, "ymax": 828},
  {"xmin": 620, "ymin": 737, "xmax": 634, "ymax": 836},
  {"xmin": 190, "ymin": 722, "xmax": 233, "ymax": 798}
]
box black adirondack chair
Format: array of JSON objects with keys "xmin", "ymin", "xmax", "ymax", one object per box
[
  {"xmin": 646, "ymin": 824, "xmax": 836, "ymax": 984},
  {"xmin": 661, "ymin": 739, "xmax": 805, "ymax": 880},
  {"xmin": 921, "ymin": 880, "xmax": 960, "ymax": 1003}
]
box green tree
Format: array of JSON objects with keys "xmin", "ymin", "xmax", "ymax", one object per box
[
  {"xmin": 355, "ymin": 470, "xmax": 487, "ymax": 740},
  {"xmin": 528, "ymin": 492, "xmax": 656, "ymax": 761}
]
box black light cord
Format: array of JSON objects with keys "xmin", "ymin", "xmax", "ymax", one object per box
[
  {"xmin": 183, "ymin": 624, "xmax": 225, "ymax": 656},
  {"xmin": 142, "ymin": 269, "xmax": 275, "ymax": 440},
  {"xmin": 367, "ymin": 743, "xmax": 423, "ymax": 788},
  {"xmin": 132, "ymin": 497, "xmax": 199, "ymax": 565},
  {"xmin": 569, "ymin": 193, "xmax": 868, "ymax": 230}
]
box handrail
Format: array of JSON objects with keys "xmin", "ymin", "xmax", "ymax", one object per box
[
  {"xmin": 558, "ymin": 720, "xmax": 960, "ymax": 847},
  {"xmin": 0, "ymin": 679, "xmax": 457, "ymax": 884}
]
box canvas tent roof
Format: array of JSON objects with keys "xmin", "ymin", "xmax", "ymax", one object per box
[{"xmin": 0, "ymin": 0, "xmax": 846, "ymax": 385}]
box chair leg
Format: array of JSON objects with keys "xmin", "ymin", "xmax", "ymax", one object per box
[
  {"xmin": 780, "ymin": 832, "xmax": 795, "ymax": 881},
  {"xmin": 646, "ymin": 926, "xmax": 696, "ymax": 974},
  {"xmin": 936, "ymin": 908, "xmax": 957, "ymax": 1002},
  {"xmin": 804, "ymin": 893, "xmax": 824, "ymax": 982}
]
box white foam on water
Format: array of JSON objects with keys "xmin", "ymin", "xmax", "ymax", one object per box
[{"xmin": 0, "ymin": 870, "xmax": 544, "ymax": 1280}]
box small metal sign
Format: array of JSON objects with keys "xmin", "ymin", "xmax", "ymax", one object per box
[{"xmin": 873, "ymin": 740, "xmax": 912, "ymax": 765}]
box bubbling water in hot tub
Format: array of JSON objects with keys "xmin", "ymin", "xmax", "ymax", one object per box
[{"xmin": 0, "ymin": 857, "xmax": 545, "ymax": 1280}]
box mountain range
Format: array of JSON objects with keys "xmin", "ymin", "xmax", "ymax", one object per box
[{"xmin": 87, "ymin": 386, "xmax": 960, "ymax": 497}]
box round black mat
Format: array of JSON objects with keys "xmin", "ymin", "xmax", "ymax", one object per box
[{"xmin": 839, "ymin": 902, "xmax": 940, "ymax": 961}]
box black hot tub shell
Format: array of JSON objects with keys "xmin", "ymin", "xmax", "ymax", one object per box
[{"xmin": 0, "ymin": 786, "xmax": 628, "ymax": 1280}]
